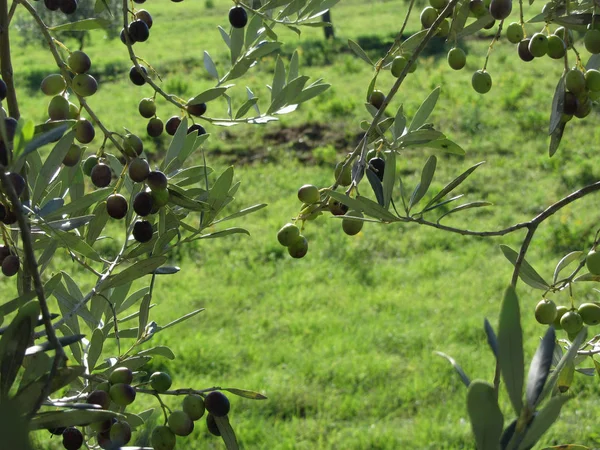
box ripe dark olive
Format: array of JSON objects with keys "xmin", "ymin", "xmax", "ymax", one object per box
[
  {"xmin": 90, "ymin": 163, "xmax": 112, "ymax": 188},
  {"xmin": 206, "ymin": 414, "xmax": 221, "ymax": 436},
  {"xmin": 44, "ymin": 0, "xmax": 60, "ymax": 10},
  {"xmin": 129, "ymin": 158, "xmax": 150, "ymax": 182},
  {"xmin": 109, "ymin": 383, "xmax": 136, "ymax": 406},
  {"xmin": 187, "ymin": 123, "xmax": 206, "ymax": 135},
  {"xmin": 147, "ymin": 117, "xmax": 164, "ymax": 137},
  {"xmin": 3, "ymin": 117, "xmax": 17, "ymax": 144},
  {"xmin": 59, "ymin": 0, "xmax": 77, "ymax": 14},
  {"xmin": 187, "ymin": 101, "xmax": 207, "ymax": 117},
  {"xmin": 133, "ymin": 191, "xmax": 154, "ymax": 216},
  {"xmin": 563, "ymin": 92, "xmax": 579, "ymax": 115},
  {"xmin": 2, "ymin": 254, "xmax": 19, "ymax": 277},
  {"xmin": 48, "ymin": 427, "xmax": 66, "ymax": 436},
  {"xmin": 518, "ymin": 39, "xmax": 535, "ymax": 62},
  {"xmin": 229, "ymin": 6, "xmax": 248, "ymax": 28},
  {"xmin": 146, "ymin": 171, "xmax": 168, "ymax": 191},
  {"xmin": 0, "ymin": 79, "xmax": 6, "ymax": 102},
  {"xmin": 0, "ymin": 142, "xmax": 7, "ymax": 167},
  {"xmin": 86, "ymin": 389, "xmax": 111, "ymax": 410},
  {"xmin": 0, "ymin": 245, "xmax": 10, "ymax": 264},
  {"xmin": 129, "ymin": 65, "xmax": 148, "ymax": 86},
  {"xmin": 96, "ymin": 430, "xmax": 112, "ymax": 449},
  {"xmin": 2, "ymin": 206, "xmax": 16, "ymax": 224},
  {"xmin": 6, "ymin": 172, "xmax": 26, "ymax": 197},
  {"xmin": 369, "ymin": 157, "xmax": 385, "ymax": 181},
  {"xmin": 489, "ymin": 0, "xmax": 511, "ymax": 20},
  {"xmin": 120, "ymin": 28, "xmax": 135, "ymax": 45},
  {"xmin": 63, "ymin": 144, "xmax": 82, "ymax": 167},
  {"xmin": 106, "ymin": 194, "xmax": 128, "ymax": 220},
  {"xmin": 74, "ymin": 118, "xmax": 95, "ymax": 144},
  {"xmin": 135, "ymin": 9, "xmax": 153, "ymax": 28},
  {"xmin": 62, "ymin": 427, "xmax": 83, "ymax": 450},
  {"xmin": 165, "ymin": 116, "xmax": 182, "ymax": 135},
  {"xmin": 67, "ymin": 51, "xmax": 91, "ymax": 74},
  {"xmin": 204, "ymin": 391, "xmax": 230, "ymax": 417},
  {"xmin": 129, "ymin": 20, "xmax": 150, "ymax": 42},
  {"xmin": 133, "ymin": 220, "xmax": 153, "ymax": 243}
]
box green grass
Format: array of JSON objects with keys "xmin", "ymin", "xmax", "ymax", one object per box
[{"xmin": 9, "ymin": 0, "xmax": 600, "ymax": 448}]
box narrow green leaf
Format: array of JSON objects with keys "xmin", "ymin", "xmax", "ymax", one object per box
[
  {"xmin": 456, "ymin": 12, "xmax": 494, "ymax": 38},
  {"xmin": 437, "ymin": 201, "xmax": 492, "ymax": 222},
  {"xmin": 223, "ymin": 387, "xmax": 267, "ymax": 400},
  {"xmin": 235, "ymin": 97, "xmax": 259, "ymax": 119},
  {"xmin": 162, "ymin": 117, "xmax": 188, "ymax": 171},
  {"xmin": 195, "ymin": 228, "xmax": 250, "ymax": 240},
  {"xmin": 203, "ymin": 51, "xmax": 219, "ymax": 79},
  {"xmin": 526, "ymin": 327, "xmax": 556, "ymax": 408},
  {"xmin": 100, "ymin": 257, "xmax": 168, "ymax": 292},
  {"xmin": 348, "ymin": 39, "xmax": 373, "ymax": 65},
  {"xmin": 85, "ymin": 201, "xmax": 109, "ymax": 246},
  {"xmin": 160, "ymin": 309, "xmax": 204, "ymax": 331},
  {"xmin": 498, "ymin": 286, "xmax": 524, "ymax": 416},
  {"xmin": 400, "ymin": 29, "xmax": 428, "ymax": 52},
  {"xmin": 549, "ymin": 74, "xmax": 566, "ymax": 135},
  {"xmin": 518, "ymin": 396, "xmax": 570, "ymax": 450},
  {"xmin": 212, "ymin": 204, "xmax": 267, "ymax": 225},
  {"xmin": 448, "ymin": 0, "xmax": 471, "ymax": 37},
  {"xmin": 553, "ymin": 251, "xmax": 584, "ymax": 284},
  {"xmin": 466, "ymin": 380, "xmax": 504, "ymax": 450},
  {"xmin": 327, "ymin": 190, "xmax": 399, "ymax": 222},
  {"xmin": 87, "ymin": 328, "xmax": 104, "ymax": 372},
  {"xmin": 435, "ymin": 351, "xmax": 470, "ymax": 387},
  {"xmin": 32, "ymin": 131, "xmax": 74, "ymax": 204},
  {"xmin": 500, "ymin": 245, "xmax": 550, "ymax": 290},
  {"xmin": 214, "ymin": 415, "xmax": 239, "ymax": 450},
  {"xmin": 382, "ymin": 150, "xmax": 396, "ymax": 210},
  {"xmin": 421, "ymin": 161, "xmax": 486, "ymax": 212},
  {"xmin": 484, "ymin": 318, "xmax": 498, "ymax": 358},
  {"xmin": 44, "ymin": 187, "xmax": 112, "ymax": 220},
  {"xmin": 393, "ymin": 105, "xmax": 406, "ymax": 140},
  {"xmin": 271, "ymin": 56, "xmax": 286, "ymax": 103},
  {"xmin": 168, "ymin": 187, "xmax": 210, "ymax": 212},
  {"xmin": 137, "ymin": 294, "xmax": 152, "ymax": 341},
  {"xmin": 409, "ymin": 87, "xmax": 440, "ymax": 132},
  {"xmin": 189, "ymin": 87, "xmax": 228, "ymax": 105},
  {"xmin": 538, "ymin": 328, "xmax": 587, "ymax": 405},
  {"xmin": 49, "ymin": 18, "xmax": 111, "ymax": 32},
  {"xmin": 409, "ymin": 155, "xmax": 436, "ymax": 211},
  {"xmin": 136, "ymin": 346, "xmax": 175, "ymax": 360},
  {"xmin": 294, "ymin": 83, "xmax": 331, "ymax": 104},
  {"xmin": 366, "ymin": 169, "xmax": 384, "ymax": 206},
  {"xmin": 557, "ymin": 361, "xmax": 575, "ymax": 393},
  {"xmin": 549, "ymin": 120, "xmax": 566, "ymax": 157},
  {"xmin": 25, "ymin": 334, "xmax": 85, "ymax": 356},
  {"xmin": 411, "ymin": 138, "xmax": 466, "ymax": 155},
  {"xmin": 53, "ymin": 230, "xmax": 103, "ymax": 262},
  {"xmin": 230, "ymin": 27, "xmax": 245, "ymax": 63},
  {"xmin": 0, "ymin": 301, "xmax": 39, "ymax": 396},
  {"xmin": 29, "ymin": 409, "xmax": 124, "ymax": 430}
]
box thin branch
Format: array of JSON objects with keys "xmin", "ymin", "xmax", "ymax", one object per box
[
  {"xmin": 0, "ymin": 0, "xmax": 19, "ymax": 118},
  {"xmin": 511, "ymin": 224, "xmax": 537, "ymax": 287}
]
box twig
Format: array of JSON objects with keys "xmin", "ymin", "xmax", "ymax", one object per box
[{"xmin": 0, "ymin": 0, "xmax": 19, "ymax": 119}]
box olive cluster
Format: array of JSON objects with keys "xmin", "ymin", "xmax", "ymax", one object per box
[
  {"xmin": 138, "ymin": 96, "xmax": 208, "ymax": 139},
  {"xmin": 534, "ymin": 249, "xmax": 600, "ymax": 337},
  {"xmin": 42, "ymin": 0, "xmax": 78, "ymax": 15},
  {"xmin": 150, "ymin": 390, "xmax": 232, "ymax": 450}
]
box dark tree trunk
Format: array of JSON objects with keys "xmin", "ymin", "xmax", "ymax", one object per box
[{"xmin": 323, "ymin": 11, "xmax": 334, "ymax": 39}]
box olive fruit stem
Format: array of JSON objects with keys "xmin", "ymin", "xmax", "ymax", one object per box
[{"xmin": 482, "ymin": 20, "xmax": 504, "ymax": 71}]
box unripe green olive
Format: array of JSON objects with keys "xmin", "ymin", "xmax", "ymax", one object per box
[
  {"xmin": 334, "ymin": 161, "xmax": 352, "ymax": 186},
  {"xmin": 71, "ymin": 74, "xmax": 98, "ymax": 97},
  {"xmin": 82, "ymin": 156, "xmax": 98, "ymax": 176},
  {"xmin": 369, "ymin": 90, "xmax": 385, "ymax": 109},
  {"xmin": 40, "ymin": 74, "xmax": 66, "ymax": 96},
  {"xmin": 297, "ymin": 184, "xmax": 320, "ymax": 204},
  {"xmin": 109, "ymin": 421, "xmax": 132, "ymax": 447},
  {"xmin": 287, "ymin": 235, "xmax": 308, "ymax": 258},
  {"xmin": 109, "ymin": 383, "xmax": 136, "ymax": 406},
  {"xmin": 109, "ymin": 366, "xmax": 133, "ymax": 385},
  {"xmin": 546, "ymin": 34, "xmax": 566, "ymax": 59},
  {"xmin": 578, "ymin": 303, "xmax": 600, "ymax": 325},
  {"xmin": 68, "ymin": 51, "xmax": 91, "ymax": 74},
  {"xmin": 584, "ymin": 29, "xmax": 600, "ymax": 54},
  {"xmin": 342, "ymin": 210, "xmax": 364, "ymax": 236},
  {"xmin": 553, "ymin": 305, "xmax": 569, "ymax": 330},
  {"xmin": 447, "ymin": 47, "xmax": 466, "ymax": 70},
  {"xmin": 167, "ymin": 410, "xmax": 194, "ymax": 436},
  {"xmin": 586, "ymin": 249, "xmax": 600, "ymax": 275},
  {"xmin": 420, "ymin": 6, "xmax": 438, "ymax": 28},
  {"xmin": 534, "ymin": 298, "xmax": 557, "ymax": 325},
  {"xmin": 62, "ymin": 144, "xmax": 82, "ymax": 167},
  {"xmin": 151, "ymin": 425, "xmax": 176, "ymax": 450},
  {"xmin": 565, "ymin": 68, "xmax": 586, "ymax": 94},
  {"xmin": 123, "ymin": 133, "xmax": 143, "ymax": 157},
  {"xmin": 585, "ymin": 69, "xmax": 600, "ymax": 92},
  {"xmin": 182, "ymin": 394, "xmax": 206, "ymax": 421},
  {"xmin": 138, "ymin": 98, "xmax": 156, "ymax": 118},
  {"xmin": 560, "ymin": 311, "xmax": 584, "ymax": 334},
  {"xmin": 48, "ymin": 95, "xmax": 70, "ymax": 120},
  {"xmin": 505, "ymin": 22, "xmax": 524, "ymax": 44},
  {"xmin": 277, "ymin": 223, "xmax": 300, "ymax": 247},
  {"xmin": 528, "ymin": 33, "xmax": 548, "ymax": 57},
  {"xmin": 471, "ymin": 70, "xmax": 492, "ymax": 94}
]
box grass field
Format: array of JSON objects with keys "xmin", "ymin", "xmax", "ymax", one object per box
[{"xmin": 8, "ymin": 0, "xmax": 600, "ymax": 448}]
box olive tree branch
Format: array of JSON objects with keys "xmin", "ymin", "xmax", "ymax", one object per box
[
  {"xmin": 0, "ymin": 170, "xmax": 65, "ymax": 416},
  {"xmin": 0, "ymin": 0, "xmax": 19, "ymax": 119}
]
